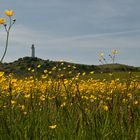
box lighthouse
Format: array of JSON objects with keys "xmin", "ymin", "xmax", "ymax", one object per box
[{"xmin": 31, "ymin": 44, "xmax": 35, "ymax": 58}]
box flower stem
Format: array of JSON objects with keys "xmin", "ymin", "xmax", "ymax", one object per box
[
  {"xmin": 0, "ymin": 31, "xmax": 9, "ymax": 63},
  {"xmin": 0, "ymin": 17, "xmax": 13, "ymax": 63}
]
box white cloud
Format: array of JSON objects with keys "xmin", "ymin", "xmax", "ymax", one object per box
[
  {"xmin": 1, "ymin": 24, "xmax": 140, "ymax": 52},
  {"xmin": 38, "ymin": 29, "xmax": 140, "ymax": 50}
]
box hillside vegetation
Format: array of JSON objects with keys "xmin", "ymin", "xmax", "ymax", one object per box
[{"xmin": 0, "ymin": 57, "xmax": 139, "ymax": 77}]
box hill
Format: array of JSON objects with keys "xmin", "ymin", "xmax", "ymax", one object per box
[{"xmin": 0, "ymin": 57, "xmax": 140, "ymax": 77}]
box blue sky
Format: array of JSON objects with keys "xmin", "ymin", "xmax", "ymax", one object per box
[{"xmin": 0, "ymin": 0, "xmax": 140, "ymax": 66}]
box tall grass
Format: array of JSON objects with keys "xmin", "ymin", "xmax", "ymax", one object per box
[{"xmin": 1, "ymin": 66, "xmax": 140, "ymax": 140}]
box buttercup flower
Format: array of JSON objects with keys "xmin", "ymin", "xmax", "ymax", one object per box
[
  {"xmin": 5, "ymin": 10, "xmax": 14, "ymax": 17},
  {"xmin": 102, "ymin": 105, "xmax": 109, "ymax": 111},
  {"xmin": 99, "ymin": 53, "xmax": 104, "ymax": 57},
  {"xmin": 49, "ymin": 124, "xmax": 57, "ymax": 129},
  {"xmin": 112, "ymin": 49, "xmax": 118, "ymax": 54},
  {"xmin": 0, "ymin": 18, "xmax": 6, "ymax": 24}
]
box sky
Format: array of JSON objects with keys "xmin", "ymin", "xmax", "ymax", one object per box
[{"xmin": 0, "ymin": 0, "xmax": 140, "ymax": 66}]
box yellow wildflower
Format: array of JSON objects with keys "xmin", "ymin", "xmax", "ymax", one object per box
[
  {"xmin": 0, "ymin": 71, "xmax": 4, "ymax": 77},
  {"xmin": 52, "ymin": 67, "xmax": 56, "ymax": 70},
  {"xmin": 44, "ymin": 69, "xmax": 48, "ymax": 73},
  {"xmin": 73, "ymin": 66, "xmax": 76, "ymax": 69},
  {"xmin": 99, "ymin": 53, "xmax": 104, "ymax": 57},
  {"xmin": 28, "ymin": 68, "xmax": 31, "ymax": 71},
  {"xmin": 40, "ymin": 95, "xmax": 45, "ymax": 101},
  {"xmin": 11, "ymin": 100, "xmax": 16, "ymax": 105},
  {"xmin": 5, "ymin": 10, "xmax": 14, "ymax": 17},
  {"xmin": 122, "ymin": 99, "xmax": 128, "ymax": 103},
  {"xmin": 24, "ymin": 94, "xmax": 30, "ymax": 99},
  {"xmin": 49, "ymin": 124, "xmax": 57, "ymax": 129},
  {"xmin": 37, "ymin": 65, "xmax": 41, "ymax": 68},
  {"xmin": 68, "ymin": 71, "xmax": 72, "ymax": 74},
  {"xmin": 102, "ymin": 105, "xmax": 109, "ymax": 111},
  {"xmin": 82, "ymin": 72, "xmax": 86, "ymax": 76},
  {"xmin": 127, "ymin": 93, "xmax": 132, "ymax": 98},
  {"xmin": 60, "ymin": 102, "xmax": 66, "ymax": 107},
  {"xmin": 23, "ymin": 112, "xmax": 27, "ymax": 115},
  {"xmin": 21, "ymin": 105, "xmax": 25, "ymax": 110},
  {"xmin": 133, "ymin": 100, "xmax": 138, "ymax": 105},
  {"xmin": 90, "ymin": 95, "xmax": 97, "ymax": 100},
  {"xmin": 49, "ymin": 71, "xmax": 52, "ymax": 74},
  {"xmin": 0, "ymin": 18, "xmax": 6, "ymax": 24},
  {"xmin": 42, "ymin": 74, "xmax": 48, "ymax": 79},
  {"xmin": 90, "ymin": 71, "xmax": 94, "ymax": 74},
  {"xmin": 112, "ymin": 49, "xmax": 118, "ymax": 54}
]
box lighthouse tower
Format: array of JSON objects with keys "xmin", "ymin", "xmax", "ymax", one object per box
[{"xmin": 31, "ymin": 44, "xmax": 35, "ymax": 58}]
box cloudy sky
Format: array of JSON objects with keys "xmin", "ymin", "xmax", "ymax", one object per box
[{"xmin": 0, "ymin": 0, "xmax": 140, "ymax": 66}]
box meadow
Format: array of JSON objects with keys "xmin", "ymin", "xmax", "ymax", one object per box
[
  {"xmin": 1, "ymin": 9, "xmax": 140, "ymax": 140},
  {"xmin": 1, "ymin": 64, "xmax": 140, "ymax": 140}
]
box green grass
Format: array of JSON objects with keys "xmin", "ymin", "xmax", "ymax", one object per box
[
  {"xmin": 1, "ymin": 64, "xmax": 140, "ymax": 140},
  {"xmin": 80, "ymin": 72, "xmax": 140, "ymax": 81}
]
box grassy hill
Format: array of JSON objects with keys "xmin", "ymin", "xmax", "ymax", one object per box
[{"xmin": 0, "ymin": 57, "xmax": 140, "ymax": 77}]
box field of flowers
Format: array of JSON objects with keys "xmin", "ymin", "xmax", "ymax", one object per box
[
  {"xmin": 1, "ymin": 9, "xmax": 140, "ymax": 140},
  {"xmin": 1, "ymin": 66, "xmax": 140, "ymax": 140}
]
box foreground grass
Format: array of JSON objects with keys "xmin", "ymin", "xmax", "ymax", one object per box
[{"xmin": 1, "ymin": 69, "xmax": 140, "ymax": 140}]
